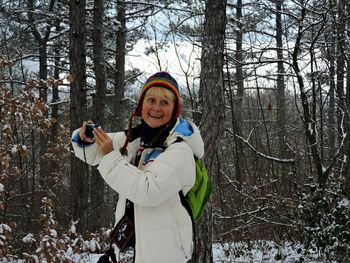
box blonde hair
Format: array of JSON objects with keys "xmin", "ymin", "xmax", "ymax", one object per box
[{"xmin": 143, "ymin": 86, "xmax": 176, "ymax": 102}]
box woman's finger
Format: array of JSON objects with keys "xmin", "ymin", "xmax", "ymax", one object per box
[
  {"xmin": 91, "ymin": 127, "xmax": 102, "ymax": 140},
  {"xmin": 95, "ymin": 127, "xmax": 109, "ymax": 139},
  {"xmin": 94, "ymin": 132, "xmax": 103, "ymax": 145}
]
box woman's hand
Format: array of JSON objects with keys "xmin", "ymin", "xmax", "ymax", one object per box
[
  {"xmin": 93, "ymin": 127, "xmax": 114, "ymax": 156},
  {"xmin": 79, "ymin": 121, "xmax": 95, "ymax": 143}
]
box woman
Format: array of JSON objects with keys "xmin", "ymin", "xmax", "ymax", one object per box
[{"xmin": 71, "ymin": 71, "xmax": 204, "ymax": 263}]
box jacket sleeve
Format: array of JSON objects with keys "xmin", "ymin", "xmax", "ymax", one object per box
[
  {"xmin": 97, "ymin": 142, "xmax": 196, "ymax": 207},
  {"xmin": 71, "ymin": 129, "xmax": 126, "ymax": 166}
]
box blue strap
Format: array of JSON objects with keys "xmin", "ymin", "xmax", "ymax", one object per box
[{"xmin": 71, "ymin": 132, "xmax": 95, "ymax": 147}]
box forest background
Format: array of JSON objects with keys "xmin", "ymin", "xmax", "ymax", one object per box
[{"xmin": 0, "ymin": 0, "xmax": 350, "ymax": 262}]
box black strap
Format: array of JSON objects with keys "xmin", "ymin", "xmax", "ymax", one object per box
[
  {"xmin": 97, "ymin": 243, "xmax": 117, "ymax": 263},
  {"xmin": 179, "ymin": 191, "xmax": 196, "ymax": 261}
]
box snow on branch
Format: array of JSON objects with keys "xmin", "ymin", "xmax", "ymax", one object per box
[
  {"xmin": 323, "ymin": 110, "xmax": 347, "ymax": 177},
  {"xmin": 227, "ymin": 128, "xmax": 295, "ymax": 164}
]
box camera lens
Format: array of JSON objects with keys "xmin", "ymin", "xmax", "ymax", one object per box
[{"xmin": 84, "ymin": 124, "xmax": 97, "ymax": 138}]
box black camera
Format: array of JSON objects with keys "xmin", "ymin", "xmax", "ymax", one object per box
[{"xmin": 84, "ymin": 124, "xmax": 100, "ymax": 138}]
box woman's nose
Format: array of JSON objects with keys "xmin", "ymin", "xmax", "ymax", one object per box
[{"xmin": 152, "ymin": 101, "xmax": 162, "ymax": 110}]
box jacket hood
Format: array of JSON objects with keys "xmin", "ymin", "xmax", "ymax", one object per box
[{"xmin": 166, "ymin": 118, "xmax": 205, "ymax": 159}]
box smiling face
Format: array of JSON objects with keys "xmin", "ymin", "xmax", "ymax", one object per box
[{"xmin": 141, "ymin": 86, "xmax": 176, "ymax": 128}]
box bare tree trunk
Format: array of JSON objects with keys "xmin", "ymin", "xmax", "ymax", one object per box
[
  {"xmin": 335, "ymin": 0, "xmax": 350, "ymax": 197},
  {"xmin": 69, "ymin": 0, "xmax": 89, "ymax": 232},
  {"xmin": 275, "ymin": 0, "xmax": 287, "ymax": 156},
  {"xmin": 292, "ymin": 5, "xmax": 323, "ymax": 185},
  {"xmin": 233, "ymin": 0, "xmax": 244, "ymax": 182},
  {"xmin": 27, "ymin": 0, "xmax": 55, "ymax": 191},
  {"xmin": 90, "ymin": 0, "xmax": 107, "ymax": 231},
  {"xmin": 114, "ymin": 0, "xmax": 126, "ymax": 131},
  {"xmin": 51, "ymin": 20, "xmax": 60, "ymax": 141},
  {"xmin": 197, "ymin": 0, "xmax": 227, "ymax": 262},
  {"xmin": 225, "ymin": 60, "xmax": 245, "ymax": 183},
  {"xmin": 344, "ymin": 1, "xmax": 350, "ymax": 197},
  {"xmin": 235, "ymin": 0, "xmax": 244, "ymax": 134},
  {"xmin": 336, "ymin": 0, "xmax": 346, "ymax": 141},
  {"xmin": 326, "ymin": 0, "xmax": 337, "ymax": 160},
  {"xmin": 291, "ymin": 3, "xmax": 341, "ymax": 189},
  {"xmin": 46, "ymin": 19, "xmax": 61, "ymax": 213}
]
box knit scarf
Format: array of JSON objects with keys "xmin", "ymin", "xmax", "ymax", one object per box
[{"xmin": 134, "ymin": 119, "xmax": 176, "ymax": 166}]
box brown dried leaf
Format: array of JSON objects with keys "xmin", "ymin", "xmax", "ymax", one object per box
[
  {"xmin": 9, "ymin": 221, "xmax": 17, "ymax": 229},
  {"xmin": 0, "ymin": 202, "xmax": 6, "ymax": 210},
  {"xmin": 12, "ymin": 166, "xmax": 21, "ymax": 177},
  {"xmin": 20, "ymin": 146, "xmax": 29, "ymax": 156},
  {"xmin": 50, "ymin": 117, "xmax": 58, "ymax": 124},
  {"xmin": 66, "ymin": 74, "xmax": 73, "ymax": 83},
  {"xmin": 35, "ymin": 100, "xmax": 47, "ymax": 111},
  {"xmin": 27, "ymin": 79, "xmax": 37, "ymax": 89}
]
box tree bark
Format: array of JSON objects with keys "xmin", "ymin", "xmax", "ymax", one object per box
[
  {"xmin": 292, "ymin": 4, "xmax": 329, "ymax": 189},
  {"xmin": 90, "ymin": 0, "xmax": 107, "ymax": 231},
  {"xmin": 233, "ymin": 0, "xmax": 244, "ymax": 182},
  {"xmin": 235, "ymin": 0, "xmax": 244, "ymax": 134},
  {"xmin": 197, "ymin": 0, "xmax": 227, "ymax": 262},
  {"xmin": 326, "ymin": 0, "xmax": 336, "ymax": 160},
  {"xmin": 50, "ymin": 18, "xmax": 61, "ymax": 141},
  {"xmin": 114, "ymin": 0, "xmax": 126, "ymax": 131},
  {"xmin": 275, "ymin": 0, "xmax": 287, "ymax": 157},
  {"xmin": 344, "ymin": 1, "xmax": 350, "ymax": 197},
  {"xmin": 336, "ymin": 0, "xmax": 346, "ymax": 141},
  {"xmin": 27, "ymin": 0, "xmax": 55, "ymax": 191},
  {"xmin": 69, "ymin": 0, "xmax": 89, "ymax": 232}
]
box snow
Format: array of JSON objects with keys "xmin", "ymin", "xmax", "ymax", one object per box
[
  {"xmin": 89, "ymin": 239, "xmax": 100, "ymax": 252},
  {"xmin": 49, "ymin": 229, "xmax": 57, "ymax": 238},
  {"xmin": 11, "ymin": 146, "xmax": 17, "ymax": 154},
  {"xmin": 0, "ymin": 224, "xmax": 11, "ymax": 234},
  {"xmin": 22, "ymin": 233, "xmax": 36, "ymax": 243},
  {"xmin": 212, "ymin": 241, "xmax": 328, "ymax": 263},
  {"xmin": 70, "ymin": 223, "xmax": 77, "ymax": 234},
  {"xmin": 66, "ymin": 246, "xmax": 73, "ymax": 256},
  {"xmin": 338, "ymin": 198, "xmax": 350, "ymax": 208},
  {"xmin": 0, "ymin": 184, "xmax": 4, "ymax": 193},
  {"xmin": 84, "ymin": 241, "xmax": 328, "ymax": 263},
  {"xmin": 308, "ymin": 122, "xmax": 313, "ymax": 135}
]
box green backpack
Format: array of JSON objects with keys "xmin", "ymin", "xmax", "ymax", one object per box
[{"xmin": 180, "ymin": 157, "xmax": 213, "ymax": 221}]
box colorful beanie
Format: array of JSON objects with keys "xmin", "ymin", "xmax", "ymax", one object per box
[{"xmin": 134, "ymin": 71, "xmax": 181, "ymax": 118}]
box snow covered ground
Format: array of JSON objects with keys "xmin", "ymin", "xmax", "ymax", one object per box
[
  {"xmin": 0, "ymin": 241, "xmax": 329, "ymax": 262},
  {"xmin": 86, "ymin": 241, "xmax": 328, "ymax": 263},
  {"xmin": 212, "ymin": 242, "xmax": 329, "ymax": 263}
]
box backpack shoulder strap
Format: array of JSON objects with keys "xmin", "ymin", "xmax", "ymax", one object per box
[{"xmin": 179, "ymin": 191, "xmax": 196, "ymax": 260}]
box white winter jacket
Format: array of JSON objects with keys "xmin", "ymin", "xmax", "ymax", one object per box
[{"xmin": 71, "ymin": 119, "xmax": 204, "ymax": 263}]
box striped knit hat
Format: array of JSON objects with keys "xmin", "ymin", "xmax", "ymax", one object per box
[
  {"xmin": 134, "ymin": 71, "xmax": 181, "ymax": 118},
  {"xmin": 120, "ymin": 71, "xmax": 180, "ymax": 156}
]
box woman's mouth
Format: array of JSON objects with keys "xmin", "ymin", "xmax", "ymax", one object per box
[{"xmin": 149, "ymin": 113, "xmax": 162, "ymax": 119}]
